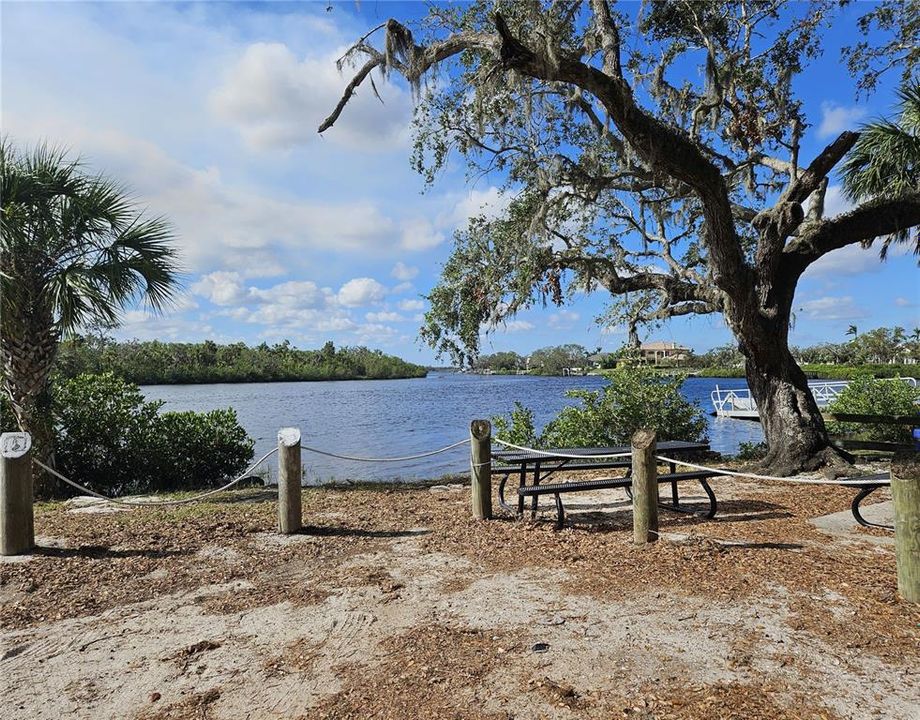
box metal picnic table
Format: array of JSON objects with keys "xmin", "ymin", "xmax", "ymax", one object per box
[{"xmin": 491, "ymin": 440, "xmax": 712, "ymax": 521}]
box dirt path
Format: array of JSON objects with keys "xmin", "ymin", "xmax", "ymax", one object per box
[{"xmin": 2, "ymin": 481, "xmax": 918, "ymax": 719}]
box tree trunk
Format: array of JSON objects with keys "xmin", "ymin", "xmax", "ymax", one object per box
[
  {"xmin": 1, "ymin": 318, "xmax": 60, "ymax": 499},
  {"xmin": 731, "ymin": 294, "xmax": 849, "ymax": 476}
]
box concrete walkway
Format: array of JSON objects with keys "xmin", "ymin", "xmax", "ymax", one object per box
[{"xmin": 810, "ymin": 500, "xmax": 894, "ymax": 546}]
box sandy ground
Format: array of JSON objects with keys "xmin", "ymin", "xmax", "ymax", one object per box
[{"xmin": 1, "ymin": 475, "xmax": 918, "ymax": 720}]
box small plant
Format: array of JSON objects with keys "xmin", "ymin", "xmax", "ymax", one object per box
[
  {"xmin": 735, "ymin": 441, "xmax": 768, "ymax": 461},
  {"xmin": 827, "ymin": 376, "xmax": 920, "ymax": 443},
  {"xmin": 491, "ymin": 401, "xmax": 539, "ymax": 447}
]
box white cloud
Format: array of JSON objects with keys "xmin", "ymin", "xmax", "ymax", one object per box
[
  {"xmin": 191, "ymin": 271, "xmax": 248, "ymax": 305},
  {"xmin": 2, "ymin": 121, "xmax": 406, "ymax": 272},
  {"xmin": 114, "ymin": 310, "xmax": 216, "ymax": 343},
  {"xmin": 391, "ymin": 261, "xmax": 419, "ymax": 281},
  {"xmin": 398, "ymin": 298, "xmax": 425, "ymax": 312},
  {"xmin": 803, "ymin": 241, "xmax": 908, "ymax": 278},
  {"xmin": 821, "ymin": 185, "xmax": 853, "ymax": 218},
  {"xmin": 366, "ymin": 311, "xmax": 405, "ymax": 322},
  {"xmin": 490, "ymin": 319, "xmax": 535, "ymax": 333},
  {"xmin": 392, "ymin": 281, "xmax": 414, "ymax": 294},
  {"xmin": 448, "ymin": 186, "xmax": 512, "ymax": 226},
  {"xmin": 818, "ymin": 102, "xmax": 866, "ymax": 139},
  {"xmin": 798, "ymin": 296, "xmax": 870, "ymax": 321},
  {"xmin": 548, "ymin": 311, "xmax": 580, "ymax": 329},
  {"xmin": 894, "ymin": 297, "xmax": 917, "ymax": 308},
  {"xmin": 400, "ymin": 217, "xmax": 445, "ymax": 251},
  {"xmin": 210, "ymin": 42, "xmax": 413, "ymax": 151},
  {"xmin": 337, "ymin": 277, "xmax": 387, "ymax": 307},
  {"xmin": 248, "ymin": 280, "xmax": 332, "ymax": 309}
]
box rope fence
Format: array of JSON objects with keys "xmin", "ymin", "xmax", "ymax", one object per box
[
  {"xmin": 490, "ymin": 438, "xmax": 889, "ymax": 487},
  {"xmin": 298, "ymin": 438, "xmax": 469, "ymax": 463},
  {"xmin": 33, "ymin": 447, "xmax": 280, "ymax": 507},
  {"xmin": 655, "ymin": 455, "xmax": 889, "ymax": 487},
  {"xmin": 29, "ymin": 437, "xmax": 473, "ymax": 509}
]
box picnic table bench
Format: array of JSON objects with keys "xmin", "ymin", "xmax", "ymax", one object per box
[{"xmin": 492, "ymin": 441, "xmax": 717, "ymax": 529}]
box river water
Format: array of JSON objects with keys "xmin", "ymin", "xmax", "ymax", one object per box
[{"xmin": 140, "ymin": 373, "xmax": 762, "ymax": 483}]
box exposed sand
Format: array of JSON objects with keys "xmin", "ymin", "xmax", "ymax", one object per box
[{"xmin": 2, "ymin": 479, "xmax": 917, "ymax": 719}]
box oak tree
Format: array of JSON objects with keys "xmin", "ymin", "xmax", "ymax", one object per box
[{"xmin": 321, "ymin": 1, "xmax": 920, "ymax": 474}]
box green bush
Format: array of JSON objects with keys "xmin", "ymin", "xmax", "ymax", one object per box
[
  {"xmin": 491, "ymin": 401, "xmax": 539, "ymax": 447},
  {"xmin": 827, "ymin": 376, "xmax": 920, "ymax": 443},
  {"xmin": 155, "ymin": 410, "xmax": 254, "ymax": 491},
  {"xmin": 54, "ymin": 373, "xmax": 253, "ymax": 495},
  {"xmin": 493, "ymin": 365, "xmax": 708, "ymax": 449},
  {"xmin": 543, "ymin": 365, "xmax": 708, "ymax": 447}
]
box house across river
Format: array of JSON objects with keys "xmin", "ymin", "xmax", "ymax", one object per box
[{"xmin": 640, "ymin": 341, "xmax": 691, "ymax": 366}]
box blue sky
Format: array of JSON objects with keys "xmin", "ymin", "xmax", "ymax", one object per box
[{"xmin": 2, "ymin": 1, "xmax": 917, "ymax": 364}]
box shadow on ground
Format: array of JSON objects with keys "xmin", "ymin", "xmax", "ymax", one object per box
[
  {"xmin": 299, "ymin": 525, "xmax": 431, "ymax": 539},
  {"xmin": 34, "ymin": 545, "xmax": 191, "ymax": 560}
]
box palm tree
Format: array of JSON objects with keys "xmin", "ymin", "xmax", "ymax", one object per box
[
  {"xmin": 842, "ymin": 81, "xmax": 920, "ymax": 258},
  {"xmin": 1, "ymin": 141, "xmax": 180, "ymax": 496},
  {"xmin": 846, "ymin": 325, "xmax": 858, "ymax": 341}
]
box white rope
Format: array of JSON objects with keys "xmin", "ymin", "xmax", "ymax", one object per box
[
  {"xmin": 493, "ymin": 438, "xmax": 633, "ymax": 460},
  {"xmin": 298, "ymin": 438, "xmax": 470, "ymax": 463},
  {"xmin": 655, "ymin": 455, "xmax": 890, "ymax": 487},
  {"xmin": 33, "ymin": 447, "xmax": 279, "ymax": 507}
]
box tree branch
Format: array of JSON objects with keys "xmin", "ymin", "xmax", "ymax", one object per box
[
  {"xmin": 318, "ymin": 56, "xmax": 385, "ymax": 133},
  {"xmin": 786, "ymin": 190, "xmax": 920, "ymax": 266},
  {"xmin": 589, "ymin": 0, "xmax": 623, "ymax": 78},
  {"xmin": 782, "ymin": 131, "xmax": 860, "ymax": 205}
]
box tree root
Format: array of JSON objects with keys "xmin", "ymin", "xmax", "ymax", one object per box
[{"xmin": 747, "ymin": 443, "xmax": 854, "ymax": 479}]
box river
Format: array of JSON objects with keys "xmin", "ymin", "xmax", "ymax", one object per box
[{"xmin": 140, "ymin": 373, "xmax": 763, "ymax": 483}]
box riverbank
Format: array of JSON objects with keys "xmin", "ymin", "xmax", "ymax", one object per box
[
  {"xmin": 3, "ymin": 474, "xmax": 917, "ymax": 719},
  {"xmin": 689, "ymin": 364, "xmax": 919, "ymax": 380},
  {"xmin": 56, "ymin": 339, "xmax": 428, "ymax": 385}
]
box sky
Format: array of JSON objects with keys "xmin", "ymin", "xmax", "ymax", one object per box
[{"xmin": 1, "ymin": 0, "xmax": 918, "ymax": 365}]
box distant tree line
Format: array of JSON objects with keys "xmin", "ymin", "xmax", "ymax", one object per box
[
  {"xmin": 56, "ymin": 337, "xmax": 428, "ymax": 385},
  {"xmin": 474, "ymin": 344, "xmax": 592, "ymax": 375},
  {"xmin": 692, "ymin": 326, "xmax": 920, "ymax": 370}
]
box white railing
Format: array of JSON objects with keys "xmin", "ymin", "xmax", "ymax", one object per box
[{"xmin": 711, "ymin": 377, "xmax": 918, "ymax": 418}]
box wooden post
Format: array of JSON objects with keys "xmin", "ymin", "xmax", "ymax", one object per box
[
  {"xmin": 1, "ymin": 432, "xmax": 34, "ymax": 556},
  {"xmin": 891, "ymin": 451, "xmax": 920, "ymax": 603},
  {"xmin": 470, "ymin": 420, "xmax": 492, "ymax": 520},
  {"xmin": 277, "ymin": 427, "xmax": 302, "ymax": 534},
  {"xmin": 631, "ymin": 429, "xmax": 658, "ymax": 545}
]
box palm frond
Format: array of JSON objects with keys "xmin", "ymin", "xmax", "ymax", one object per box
[{"xmin": 1, "ymin": 139, "xmax": 183, "ymax": 336}]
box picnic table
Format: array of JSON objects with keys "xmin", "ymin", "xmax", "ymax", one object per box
[{"xmin": 492, "ymin": 441, "xmax": 716, "ymax": 528}]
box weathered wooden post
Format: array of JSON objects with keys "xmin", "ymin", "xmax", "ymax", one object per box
[
  {"xmin": 277, "ymin": 427, "xmax": 302, "ymax": 534},
  {"xmin": 631, "ymin": 429, "xmax": 658, "ymax": 545},
  {"xmin": 470, "ymin": 420, "xmax": 492, "ymax": 520},
  {"xmin": 891, "ymin": 451, "xmax": 920, "ymax": 603},
  {"xmin": 1, "ymin": 432, "xmax": 34, "ymax": 556}
]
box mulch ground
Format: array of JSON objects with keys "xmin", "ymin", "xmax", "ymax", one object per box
[{"xmin": 2, "ymin": 467, "xmax": 918, "ymax": 719}]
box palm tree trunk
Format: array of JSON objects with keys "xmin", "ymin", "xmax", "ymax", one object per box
[{"xmin": 1, "ymin": 322, "xmax": 60, "ymax": 498}]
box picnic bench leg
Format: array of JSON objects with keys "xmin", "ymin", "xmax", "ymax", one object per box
[
  {"xmin": 530, "ymin": 460, "xmax": 542, "ymax": 519},
  {"xmin": 497, "ymin": 475, "xmax": 511, "ymax": 514},
  {"xmin": 517, "ymin": 465, "xmax": 526, "ymax": 517},
  {"xmin": 699, "ymin": 479, "xmax": 718, "ymax": 519},
  {"xmin": 669, "ymin": 462, "xmax": 679, "ymax": 508},
  {"xmin": 851, "ymin": 485, "xmax": 885, "ymax": 529},
  {"xmin": 553, "ymin": 493, "xmax": 565, "ymax": 530}
]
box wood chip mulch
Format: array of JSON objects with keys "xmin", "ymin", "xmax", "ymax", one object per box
[{"xmin": 2, "ymin": 473, "xmax": 918, "ymax": 720}]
